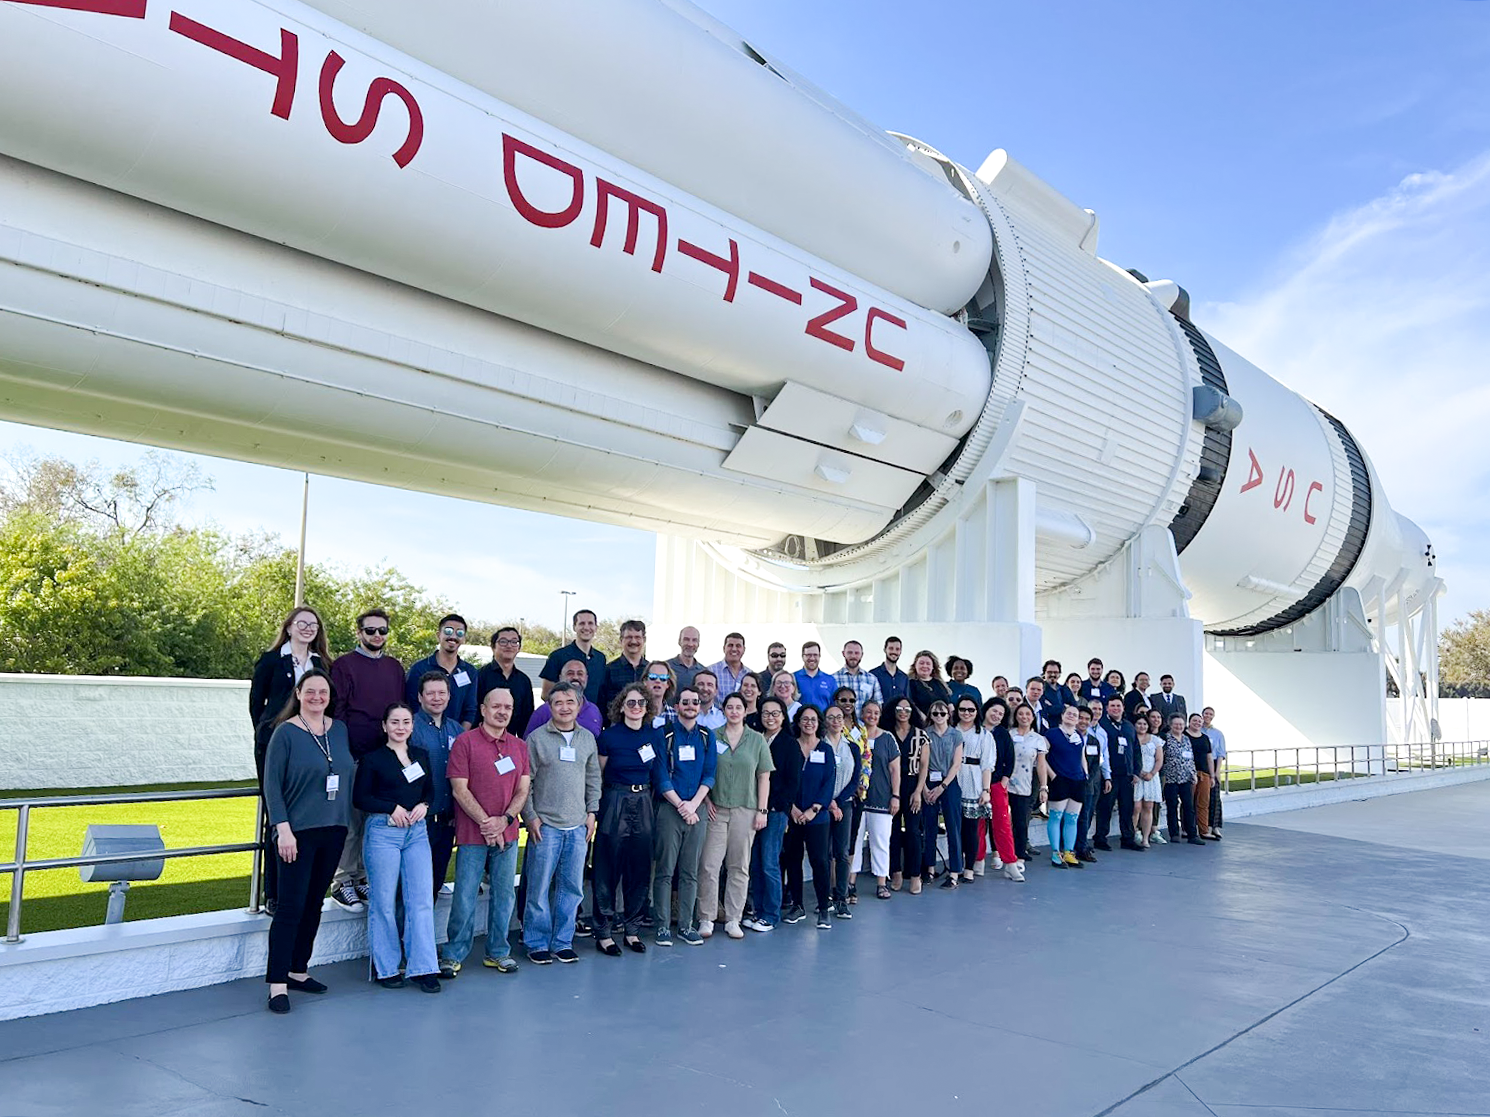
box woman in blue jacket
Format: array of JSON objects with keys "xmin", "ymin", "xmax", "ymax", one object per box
[{"xmin": 780, "ymin": 705, "xmax": 837, "ymax": 930}]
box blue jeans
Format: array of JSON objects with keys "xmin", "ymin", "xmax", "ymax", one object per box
[
  {"xmin": 748, "ymin": 810, "xmax": 788, "ymax": 925},
  {"xmin": 521, "ymin": 823, "xmax": 587, "ymax": 953},
  {"xmin": 442, "ymin": 839, "xmax": 519, "ymax": 965},
  {"xmin": 363, "ymin": 816, "xmax": 438, "ymax": 980},
  {"xmin": 921, "ymin": 789, "xmax": 961, "ymax": 875}
]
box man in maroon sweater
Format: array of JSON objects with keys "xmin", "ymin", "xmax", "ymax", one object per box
[{"xmin": 328, "ymin": 607, "xmax": 405, "ymax": 911}]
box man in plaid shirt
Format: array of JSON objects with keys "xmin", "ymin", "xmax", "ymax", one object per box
[{"xmin": 833, "ymin": 640, "xmax": 883, "ymax": 715}]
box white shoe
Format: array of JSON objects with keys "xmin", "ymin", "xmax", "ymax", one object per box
[
  {"xmin": 698, "ymin": 920, "xmax": 714, "ymax": 939},
  {"xmin": 439, "ymin": 882, "xmax": 454, "ymax": 896},
  {"xmin": 973, "ymin": 859, "xmax": 986, "ymax": 876},
  {"xmin": 1152, "ymin": 831, "xmax": 1167, "ymax": 844},
  {"xmin": 1003, "ymin": 863, "xmax": 1025, "ymax": 882},
  {"xmin": 990, "ymin": 856, "xmax": 1003, "ymax": 871},
  {"xmin": 724, "ymin": 921, "xmax": 745, "ymax": 940}
]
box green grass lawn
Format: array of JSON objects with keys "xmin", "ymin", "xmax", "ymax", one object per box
[
  {"xmin": 1220, "ymin": 767, "xmax": 1369, "ymax": 792},
  {"xmin": 0, "ymin": 781, "xmax": 259, "ymax": 936}
]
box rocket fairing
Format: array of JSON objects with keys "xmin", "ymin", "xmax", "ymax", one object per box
[{"xmin": 0, "ymin": 0, "xmax": 1435, "ymax": 635}]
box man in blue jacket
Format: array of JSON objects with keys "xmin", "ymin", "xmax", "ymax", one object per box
[
  {"xmin": 652, "ymin": 686, "xmax": 717, "ymax": 947},
  {"xmin": 1096, "ymin": 695, "xmax": 1141, "ymax": 851}
]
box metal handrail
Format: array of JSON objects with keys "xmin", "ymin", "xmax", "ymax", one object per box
[
  {"xmin": 1, "ymin": 786, "xmax": 262, "ymax": 944},
  {"xmin": 1219, "ymin": 739, "xmax": 1490, "ymax": 792}
]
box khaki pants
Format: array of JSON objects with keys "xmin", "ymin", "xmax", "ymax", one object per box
[
  {"xmin": 696, "ymin": 806, "xmax": 757, "ymax": 924},
  {"xmin": 1194, "ymin": 772, "xmax": 1213, "ymax": 834},
  {"xmin": 331, "ymin": 807, "xmax": 367, "ymax": 888}
]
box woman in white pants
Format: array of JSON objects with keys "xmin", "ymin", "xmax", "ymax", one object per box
[{"xmin": 858, "ymin": 700, "xmax": 902, "ymax": 899}]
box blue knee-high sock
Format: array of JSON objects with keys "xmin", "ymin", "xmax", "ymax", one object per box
[
  {"xmin": 1046, "ymin": 810, "xmax": 1063, "ymax": 854},
  {"xmin": 1061, "ymin": 809, "xmax": 1079, "ymax": 852}
]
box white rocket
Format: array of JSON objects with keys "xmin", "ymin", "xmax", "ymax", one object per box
[{"xmin": 0, "ymin": 0, "xmax": 1437, "ymax": 649}]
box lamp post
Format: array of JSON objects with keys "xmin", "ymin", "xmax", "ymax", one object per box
[{"xmin": 559, "ymin": 590, "xmax": 576, "ymax": 642}]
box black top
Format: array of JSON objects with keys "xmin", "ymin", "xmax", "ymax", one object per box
[
  {"xmin": 895, "ymin": 727, "xmax": 926, "ymax": 782},
  {"xmin": 353, "ymin": 745, "xmax": 434, "ymax": 814},
  {"xmin": 989, "ymin": 725, "xmax": 1015, "ymax": 782},
  {"xmin": 475, "ymin": 661, "xmax": 536, "ymax": 737},
  {"xmin": 1100, "ymin": 716, "xmax": 1137, "ymax": 778},
  {"xmin": 539, "ymin": 642, "xmax": 608, "ymax": 704},
  {"xmin": 598, "ymin": 655, "xmax": 650, "ymax": 720},
  {"xmin": 1123, "ymin": 687, "xmax": 1148, "ymax": 723},
  {"xmin": 908, "ymin": 677, "xmax": 951, "ymax": 721},
  {"xmin": 765, "ymin": 730, "xmax": 800, "ymax": 813},
  {"xmin": 248, "ymin": 647, "xmax": 329, "ymax": 739},
  {"xmin": 1188, "ymin": 732, "xmax": 1212, "ymax": 777}
]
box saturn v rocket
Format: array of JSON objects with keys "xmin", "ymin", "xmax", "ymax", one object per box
[{"xmin": 0, "ymin": 0, "xmax": 1439, "ymax": 714}]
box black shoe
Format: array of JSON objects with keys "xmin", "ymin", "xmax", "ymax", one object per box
[
  {"xmin": 815, "ymin": 911, "xmax": 832, "ymax": 930},
  {"xmin": 574, "ymin": 917, "xmax": 593, "ymax": 938},
  {"xmin": 833, "ymin": 900, "xmax": 852, "ymax": 919},
  {"xmin": 267, "ymin": 993, "xmax": 291, "ymax": 1014},
  {"xmin": 1188, "ymin": 837, "xmax": 1206, "ymax": 845},
  {"xmin": 528, "ymin": 950, "xmax": 554, "ymax": 965},
  {"xmin": 1094, "ymin": 842, "xmax": 1113, "ymax": 852},
  {"xmin": 1120, "ymin": 840, "xmax": 1144, "ymax": 851},
  {"xmin": 438, "ymin": 962, "xmax": 459, "ymax": 979},
  {"xmin": 376, "ymin": 975, "xmax": 406, "ymax": 989},
  {"xmin": 554, "ymin": 948, "xmax": 579, "ymax": 964},
  {"xmin": 286, "ymin": 976, "xmax": 327, "ymax": 994},
  {"xmin": 596, "ymin": 939, "xmax": 622, "ymax": 957},
  {"xmin": 624, "ymin": 936, "xmax": 647, "ymax": 954},
  {"xmin": 782, "ymin": 905, "xmax": 806, "ymax": 925},
  {"xmin": 938, "ymin": 876, "xmax": 958, "ymax": 889},
  {"xmin": 412, "ymin": 975, "xmax": 441, "ymax": 993},
  {"xmin": 1078, "ymin": 851, "xmax": 1098, "ymax": 863},
  {"xmin": 263, "ymin": 899, "xmax": 277, "ymax": 917},
  {"xmin": 638, "ymin": 914, "xmax": 655, "ymax": 930}
]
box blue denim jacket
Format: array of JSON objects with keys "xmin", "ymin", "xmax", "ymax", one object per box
[{"xmin": 411, "ymin": 709, "xmax": 461, "ymax": 814}]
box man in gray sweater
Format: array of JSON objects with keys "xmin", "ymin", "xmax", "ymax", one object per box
[{"xmin": 521, "ymin": 683, "xmax": 601, "ymax": 964}]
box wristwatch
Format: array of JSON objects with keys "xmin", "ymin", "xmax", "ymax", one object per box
[
  {"xmin": 502, "ymin": 813, "xmax": 514, "ymax": 826},
  {"xmin": 755, "ymin": 807, "xmax": 769, "ymax": 815}
]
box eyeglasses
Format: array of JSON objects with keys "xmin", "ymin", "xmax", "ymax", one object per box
[
  {"xmin": 361, "ymin": 626, "xmax": 389, "ymax": 636},
  {"xmin": 495, "ymin": 637, "xmax": 521, "ymax": 648},
  {"xmin": 622, "ymin": 698, "xmax": 648, "ymax": 708},
  {"xmin": 678, "ymin": 698, "xmax": 700, "ymax": 707},
  {"xmin": 836, "ymin": 696, "xmax": 855, "ymax": 705},
  {"xmin": 761, "ymin": 709, "xmax": 782, "ymax": 718},
  {"xmin": 292, "ymin": 619, "xmax": 318, "ymax": 630},
  {"xmin": 646, "ymin": 673, "xmax": 670, "ymax": 682},
  {"xmin": 441, "ymin": 627, "xmax": 466, "ymax": 638}
]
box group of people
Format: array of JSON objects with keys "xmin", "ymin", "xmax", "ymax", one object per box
[{"xmin": 249, "ymin": 607, "xmax": 1229, "ymax": 1014}]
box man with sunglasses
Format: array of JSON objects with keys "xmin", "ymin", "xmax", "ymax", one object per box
[
  {"xmin": 755, "ymin": 642, "xmax": 788, "ymax": 695},
  {"xmin": 404, "ymin": 613, "xmax": 479, "ymax": 729},
  {"xmin": 651, "ymin": 686, "xmax": 717, "ymax": 946},
  {"xmin": 329, "ymin": 608, "xmax": 406, "ymax": 911}
]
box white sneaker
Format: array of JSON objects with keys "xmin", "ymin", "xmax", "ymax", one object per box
[
  {"xmin": 439, "ymin": 882, "xmax": 454, "ymax": 896},
  {"xmin": 990, "ymin": 856, "xmax": 1003, "ymax": 871},
  {"xmin": 724, "ymin": 921, "xmax": 745, "ymax": 940},
  {"xmin": 698, "ymin": 920, "xmax": 714, "ymax": 939},
  {"xmin": 1152, "ymin": 831, "xmax": 1167, "ymax": 844},
  {"xmin": 1003, "ymin": 862, "xmax": 1025, "ymax": 882}
]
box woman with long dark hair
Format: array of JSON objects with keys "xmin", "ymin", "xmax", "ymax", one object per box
[
  {"xmin": 1008, "ymin": 701, "xmax": 1042, "ymax": 863},
  {"xmin": 594, "ymin": 683, "xmax": 666, "ymax": 955},
  {"xmin": 261, "ymin": 668, "xmax": 354, "ymax": 1014},
  {"xmin": 888, "ymin": 698, "xmax": 926, "ymax": 894},
  {"xmin": 980, "ymin": 698, "xmax": 1023, "ymax": 882},
  {"xmin": 780, "ymin": 705, "xmax": 837, "ymax": 930}
]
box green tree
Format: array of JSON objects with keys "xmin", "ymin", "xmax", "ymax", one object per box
[{"xmin": 1440, "ymin": 610, "xmax": 1490, "ymax": 698}]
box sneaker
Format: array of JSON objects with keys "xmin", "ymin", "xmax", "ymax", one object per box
[
  {"xmin": 376, "ymin": 975, "xmax": 405, "ymax": 989},
  {"xmin": 1151, "ymin": 831, "xmax": 1167, "ymax": 844},
  {"xmin": 697, "ymin": 920, "xmax": 714, "ymax": 939},
  {"xmin": 833, "ymin": 900, "xmax": 852, "ymax": 919},
  {"xmin": 677, "ymin": 927, "xmax": 704, "ymax": 946},
  {"xmin": 815, "ymin": 911, "xmax": 832, "ymax": 930},
  {"xmin": 724, "ymin": 921, "xmax": 745, "ymax": 939},
  {"xmin": 750, "ymin": 919, "xmax": 775, "ymax": 933},
  {"xmin": 1078, "ymin": 850, "xmax": 1098, "ymax": 863},
  {"xmin": 439, "ymin": 882, "xmax": 455, "ymax": 895},
  {"xmin": 331, "ymin": 883, "xmax": 366, "ymax": 913},
  {"xmin": 1061, "ymin": 851, "xmax": 1081, "ymax": 867},
  {"xmin": 1003, "ymin": 862, "xmax": 1025, "ymax": 882},
  {"xmin": 655, "ymin": 927, "xmax": 673, "ymax": 947},
  {"xmin": 438, "ymin": 961, "xmax": 460, "ymax": 979},
  {"xmin": 354, "ymin": 882, "xmax": 370, "ymax": 903},
  {"xmin": 782, "ymin": 905, "xmax": 806, "ymax": 925},
  {"xmin": 527, "ymin": 950, "xmax": 553, "ymax": 965},
  {"xmin": 741, "ymin": 916, "xmax": 770, "ymax": 933},
  {"xmin": 412, "ymin": 974, "xmax": 441, "ymax": 993},
  {"xmin": 554, "ymin": 948, "xmax": 579, "ymax": 964},
  {"xmin": 1051, "ymin": 853, "xmax": 1065, "ymax": 867},
  {"xmin": 574, "ymin": 917, "xmax": 593, "ymax": 938},
  {"xmin": 482, "ymin": 956, "xmax": 519, "ymax": 973}
]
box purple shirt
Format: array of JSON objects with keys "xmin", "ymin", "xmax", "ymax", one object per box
[{"xmin": 526, "ymin": 699, "xmax": 603, "ymax": 738}]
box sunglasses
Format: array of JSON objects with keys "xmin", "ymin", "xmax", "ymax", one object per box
[
  {"xmin": 646, "ymin": 673, "xmax": 670, "ymax": 682},
  {"xmin": 622, "ymin": 698, "xmax": 648, "ymax": 708},
  {"xmin": 362, "ymin": 626, "xmax": 389, "ymax": 636},
  {"xmin": 441, "ymin": 627, "xmax": 466, "ymax": 638},
  {"xmin": 678, "ymin": 698, "xmax": 701, "ymax": 707}
]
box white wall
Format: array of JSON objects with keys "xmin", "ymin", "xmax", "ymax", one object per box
[
  {"xmin": 1203, "ymin": 650, "xmax": 1386, "ymax": 751},
  {"xmin": 0, "ymin": 674, "xmax": 254, "ymax": 790}
]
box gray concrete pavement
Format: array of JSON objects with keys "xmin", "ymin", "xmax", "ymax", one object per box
[{"xmin": 1, "ymin": 784, "xmax": 1488, "ymax": 1117}]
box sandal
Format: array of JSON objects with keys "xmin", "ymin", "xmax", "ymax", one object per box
[{"xmin": 875, "ymin": 885, "xmax": 892, "ymax": 900}]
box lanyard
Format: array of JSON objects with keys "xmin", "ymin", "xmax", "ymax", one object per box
[{"xmin": 299, "ymin": 717, "xmax": 333, "ymax": 769}]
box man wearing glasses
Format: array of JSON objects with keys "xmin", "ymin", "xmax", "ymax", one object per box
[
  {"xmin": 755, "ymin": 642, "xmax": 788, "ymax": 695},
  {"xmin": 404, "ymin": 613, "xmax": 479, "ymax": 729},
  {"xmin": 329, "ymin": 608, "xmax": 406, "ymax": 911},
  {"xmin": 476, "ymin": 627, "xmax": 536, "ymax": 738},
  {"xmin": 599, "ymin": 620, "xmax": 650, "ymax": 718},
  {"xmin": 651, "ymin": 686, "xmax": 717, "ymax": 947}
]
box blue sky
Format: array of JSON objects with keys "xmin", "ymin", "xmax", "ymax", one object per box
[{"xmin": 2, "ymin": 0, "xmax": 1487, "ymax": 628}]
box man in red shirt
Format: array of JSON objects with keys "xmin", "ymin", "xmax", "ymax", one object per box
[{"xmin": 439, "ymin": 688, "xmax": 530, "ymax": 977}]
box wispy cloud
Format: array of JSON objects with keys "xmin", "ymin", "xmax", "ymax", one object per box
[{"xmin": 1201, "ymin": 151, "xmax": 1490, "ymax": 624}]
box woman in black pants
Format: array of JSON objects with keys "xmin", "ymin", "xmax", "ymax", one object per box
[
  {"xmin": 248, "ymin": 606, "xmax": 330, "ymax": 907},
  {"xmin": 781, "ymin": 705, "xmax": 837, "ymax": 929},
  {"xmin": 261, "ymin": 669, "xmax": 355, "ymax": 1014},
  {"xmin": 887, "ymin": 699, "xmax": 927, "ymax": 894},
  {"xmin": 1160, "ymin": 714, "xmax": 1203, "ymax": 844},
  {"xmin": 594, "ymin": 683, "xmax": 666, "ymax": 955}
]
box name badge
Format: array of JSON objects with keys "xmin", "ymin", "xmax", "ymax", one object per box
[
  {"xmin": 495, "ymin": 755, "xmax": 516, "ymax": 775},
  {"xmin": 678, "ymin": 745, "xmax": 696, "ymax": 762},
  {"xmin": 929, "ymin": 769, "xmax": 943, "ymax": 783},
  {"xmin": 453, "ymin": 670, "xmax": 471, "ymax": 688},
  {"xmin": 809, "ymin": 751, "xmax": 825, "ymax": 764},
  {"xmin": 717, "ymin": 741, "xmax": 729, "ymax": 755},
  {"xmin": 1085, "ymin": 745, "xmax": 1099, "ymax": 757},
  {"xmin": 639, "ymin": 744, "xmax": 656, "ymax": 763},
  {"xmin": 559, "ymin": 746, "xmax": 577, "ymax": 763},
  {"xmin": 325, "ymin": 773, "xmax": 340, "ymax": 800},
  {"xmin": 402, "ymin": 761, "xmax": 426, "ymax": 782}
]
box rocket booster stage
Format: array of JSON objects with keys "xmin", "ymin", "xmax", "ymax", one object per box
[{"xmin": 0, "ymin": 0, "xmax": 1435, "ymax": 635}]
